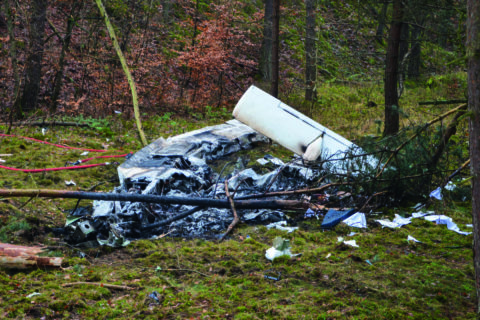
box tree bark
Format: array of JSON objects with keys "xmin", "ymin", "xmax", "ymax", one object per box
[
  {"xmin": 305, "ymin": 0, "xmax": 317, "ymax": 102},
  {"xmin": 50, "ymin": 1, "xmax": 83, "ymax": 113},
  {"xmin": 0, "ymin": 188, "xmax": 309, "ymax": 211},
  {"xmin": 375, "ymin": 2, "xmax": 388, "ymax": 44},
  {"xmin": 3, "ymin": 1, "xmax": 21, "ymax": 121},
  {"xmin": 407, "ymin": 24, "xmax": 422, "ymax": 79},
  {"xmin": 467, "ymin": 0, "xmax": 480, "ymax": 313},
  {"xmin": 271, "ymin": 0, "xmax": 280, "ymax": 98},
  {"xmin": 18, "ymin": 0, "xmax": 47, "ymax": 116},
  {"xmin": 262, "ymin": 0, "xmax": 273, "ymax": 82},
  {"xmin": 95, "ymin": 0, "xmax": 148, "ymax": 146},
  {"xmin": 383, "ymin": 0, "xmax": 403, "ymax": 136}
]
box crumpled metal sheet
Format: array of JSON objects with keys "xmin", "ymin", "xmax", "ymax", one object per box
[{"xmin": 63, "ymin": 119, "xmax": 323, "ymax": 246}]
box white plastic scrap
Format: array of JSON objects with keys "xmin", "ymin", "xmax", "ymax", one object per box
[
  {"xmin": 342, "ymin": 212, "xmax": 367, "ymax": 228},
  {"xmin": 265, "ymin": 237, "xmax": 300, "ymax": 261},
  {"xmin": 80, "ymin": 151, "xmax": 89, "ymax": 156},
  {"xmin": 337, "ymin": 236, "xmax": 359, "ymax": 248},
  {"xmin": 265, "ymin": 221, "xmax": 299, "ymax": 233},
  {"xmin": 344, "ymin": 240, "xmax": 359, "ymax": 247},
  {"xmin": 429, "ymin": 187, "xmax": 442, "ymax": 200},
  {"xmin": 65, "ymin": 180, "xmax": 76, "ymax": 186},
  {"xmin": 407, "ymin": 235, "xmax": 422, "ymax": 243},
  {"xmin": 376, "ymin": 214, "xmax": 412, "ymax": 229},
  {"xmin": 445, "ymin": 181, "xmax": 456, "ymax": 191},
  {"xmin": 424, "ymin": 215, "xmax": 472, "ymax": 235},
  {"xmin": 304, "ymin": 208, "xmax": 319, "ymax": 219}
]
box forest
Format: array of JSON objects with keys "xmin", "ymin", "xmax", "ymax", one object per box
[{"xmin": 1, "ymin": 0, "xmax": 480, "ymax": 318}]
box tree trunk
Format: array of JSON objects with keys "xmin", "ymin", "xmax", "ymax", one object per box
[
  {"xmin": 18, "ymin": 0, "xmax": 47, "ymax": 116},
  {"xmin": 50, "ymin": 2, "xmax": 82, "ymax": 113},
  {"xmin": 407, "ymin": 24, "xmax": 422, "ymax": 79},
  {"xmin": 271, "ymin": 0, "xmax": 280, "ymax": 98},
  {"xmin": 467, "ymin": 0, "xmax": 480, "ymax": 313},
  {"xmin": 262, "ymin": 0, "xmax": 273, "ymax": 82},
  {"xmin": 375, "ymin": 2, "xmax": 388, "ymax": 44},
  {"xmin": 383, "ymin": 0, "xmax": 403, "ymax": 136},
  {"xmin": 305, "ymin": 0, "xmax": 317, "ymax": 102},
  {"xmin": 398, "ymin": 22, "xmax": 409, "ymax": 67},
  {"xmin": 3, "ymin": 1, "xmax": 21, "ymax": 121}
]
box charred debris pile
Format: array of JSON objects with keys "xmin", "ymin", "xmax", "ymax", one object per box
[{"xmin": 61, "ymin": 86, "xmax": 470, "ymax": 247}]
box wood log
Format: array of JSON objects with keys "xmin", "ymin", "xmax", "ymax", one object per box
[
  {"xmin": 0, "ymin": 188, "xmax": 309, "ymax": 210},
  {"xmin": 0, "ymin": 243, "xmax": 63, "ymax": 269}
]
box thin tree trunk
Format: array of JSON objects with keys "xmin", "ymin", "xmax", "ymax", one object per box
[
  {"xmin": 305, "ymin": 0, "xmax": 317, "ymax": 102},
  {"xmin": 383, "ymin": 0, "xmax": 403, "ymax": 136},
  {"xmin": 271, "ymin": 0, "xmax": 280, "ymax": 98},
  {"xmin": 50, "ymin": 1, "xmax": 82, "ymax": 113},
  {"xmin": 18, "ymin": 0, "xmax": 47, "ymax": 116},
  {"xmin": 95, "ymin": 0, "xmax": 148, "ymax": 146},
  {"xmin": 4, "ymin": 1, "xmax": 21, "ymax": 122},
  {"xmin": 467, "ymin": 0, "xmax": 480, "ymax": 313},
  {"xmin": 375, "ymin": 2, "xmax": 388, "ymax": 44},
  {"xmin": 262, "ymin": 0, "xmax": 273, "ymax": 82},
  {"xmin": 408, "ymin": 24, "xmax": 422, "ymax": 79}
]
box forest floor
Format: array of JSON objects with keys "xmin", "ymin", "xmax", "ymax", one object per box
[{"xmin": 0, "ymin": 80, "xmax": 476, "ymax": 319}]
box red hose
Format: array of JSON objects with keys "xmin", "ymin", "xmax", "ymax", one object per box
[{"xmin": 0, "ymin": 134, "xmax": 132, "ymax": 172}]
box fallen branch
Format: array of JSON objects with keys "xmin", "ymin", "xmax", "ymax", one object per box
[
  {"xmin": 238, "ymin": 182, "xmax": 348, "ymax": 200},
  {"xmin": 418, "ymin": 99, "xmax": 467, "ymax": 106},
  {"xmin": 428, "ymin": 104, "xmax": 468, "ymax": 168},
  {"xmin": 0, "ymin": 121, "xmax": 91, "ymax": 128},
  {"xmin": 0, "ymin": 188, "xmax": 309, "ymax": 210},
  {"xmin": 0, "ymin": 243, "xmax": 63, "ymax": 269},
  {"xmin": 61, "ymin": 282, "xmax": 134, "ymax": 290},
  {"xmin": 157, "ymin": 268, "xmax": 209, "ymax": 277},
  {"xmin": 220, "ymin": 180, "xmax": 240, "ymax": 241}
]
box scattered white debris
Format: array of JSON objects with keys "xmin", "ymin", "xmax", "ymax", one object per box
[
  {"xmin": 265, "ymin": 221, "xmax": 299, "ymax": 233},
  {"xmin": 326, "ymin": 253, "xmax": 332, "ymax": 259},
  {"xmin": 445, "ymin": 181, "xmax": 456, "ymax": 191},
  {"xmin": 337, "ymin": 236, "xmax": 358, "ymax": 248},
  {"xmin": 65, "ymin": 180, "xmax": 76, "ymax": 186},
  {"xmin": 376, "ymin": 214, "xmax": 412, "ymax": 229},
  {"xmin": 26, "ymin": 292, "xmax": 41, "ymax": 298},
  {"xmin": 407, "ymin": 235, "xmax": 422, "ymax": 243},
  {"xmin": 265, "ymin": 237, "xmax": 300, "ymax": 261},
  {"xmin": 80, "ymin": 151, "xmax": 89, "ymax": 156},
  {"xmin": 343, "ymin": 212, "xmax": 367, "ymax": 228},
  {"xmin": 344, "ymin": 240, "xmax": 359, "ymax": 247},
  {"xmin": 429, "ymin": 187, "xmax": 442, "ymax": 200},
  {"xmin": 424, "ymin": 215, "xmax": 471, "ymax": 235}
]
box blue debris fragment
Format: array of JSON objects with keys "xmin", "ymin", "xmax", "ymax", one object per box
[{"xmin": 321, "ymin": 208, "xmax": 356, "ymax": 229}]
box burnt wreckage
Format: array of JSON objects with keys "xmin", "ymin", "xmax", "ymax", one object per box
[{"xmin": 64, "ymin": 86, "xmax": 376, "ymax": 246}]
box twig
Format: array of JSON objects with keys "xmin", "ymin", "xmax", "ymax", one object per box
[
  {"xmin": 418, "ymin": 99, "xmax": 467, "ymax": 106},
  {"xmin": 220, "ymin": 179, "xmax": 239, "ymax": 241},
  {"xmin": 358, "ymin": 191, "xmax": 388, "ymax": 213},
  {"xmin": 0, "ymin": 121, "xmax": 91, "ymax": 128},
  {"xmin": 158, "ymin": 268, "xmax": 209, "ymax": 277},
  {"xmin": 61, "ymin": 282, "xmax": 134, "ymax": 290},
  {"xmin": 237, "ymin": 182, "xmax": 348, "ymax": 200}
]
